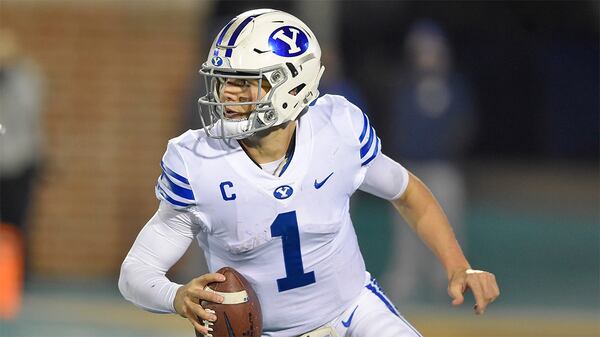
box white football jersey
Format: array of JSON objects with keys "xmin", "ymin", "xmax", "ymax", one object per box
[{"xmin": 155, "ymin": 95, "xmax": 381, "ymax": 336}]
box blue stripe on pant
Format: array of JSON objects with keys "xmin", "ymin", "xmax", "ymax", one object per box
[{"xmin": 365, "ymin": 277, "xmax": 423, "ymax": 337}]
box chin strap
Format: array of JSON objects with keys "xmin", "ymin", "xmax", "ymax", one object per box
[
  {"xmin": 219, "ymin": 117, "xmax": 254, "ymax": 139},
  {"xmin": 305, "ymin": 65, "xmax": 325, "ymax": 105}
]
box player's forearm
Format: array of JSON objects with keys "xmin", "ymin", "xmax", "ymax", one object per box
[
  {"xmin": 118, "ymin": 209, "xmax": 194, "ymax": 313},
  {"xmin": 119, "ymin": 256, "xmax": 181, "ymax": 313},
  {"xmin": 391, "ymin": 172, "xmax": 470, "ymax": 279}
]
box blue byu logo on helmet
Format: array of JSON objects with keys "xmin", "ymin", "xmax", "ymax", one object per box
[
  {"xmin": 211, "ymin": 56, "xmax": 223, "ymax": 66},
  {"xmin": 273, "ymin": 185, "xmax": 294, "ymax": 199},
  {"xmin": 268, "ymin": 26, "xmax": 309, "ymax": 57}
]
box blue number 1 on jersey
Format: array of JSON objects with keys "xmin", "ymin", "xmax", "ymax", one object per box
[{"xmin": 270, "ymin": 211, "xmax": 316, "ymax": 292}]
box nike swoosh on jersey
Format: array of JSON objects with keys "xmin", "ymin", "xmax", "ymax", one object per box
[
  {"xmin": 314, "ymin": 172, "xmax": 334, "ymax": 189},
  {"xmin": 224, "ymin": 312, "xmax": 236, "ymax": 337},
  {"xmin": 342, "ymin": 305, "xmax": 359, "ymax": 328}
]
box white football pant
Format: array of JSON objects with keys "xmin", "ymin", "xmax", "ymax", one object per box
[{"xmin": 325, "ymin": 274, "xmax": 423, "ymax": 337}]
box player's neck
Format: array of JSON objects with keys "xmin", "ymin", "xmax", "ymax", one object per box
[{"xmin": 239, "ymin": 121, "xmax": 296, "ymax": 164}]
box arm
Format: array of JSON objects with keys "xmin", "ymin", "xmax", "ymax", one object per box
[
  {"xmin": 391, "ymin": 172, "xmax": 470, "ymax": 279},
  {"xmin": 130, "ymin": 138, "xmax": 227, "ymax": 334},
  {"xmin": 359, "ymin": 154, "xmax": 500, "ymax": 314},
  {"xmin": 118, "ymin": 202, "xmax": 224, "ymax": 334}
]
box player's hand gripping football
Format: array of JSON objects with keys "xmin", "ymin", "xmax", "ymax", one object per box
[
  {"xmin": 174, "ymin": 273, "xmax": 226, "ymax": 335},
  {"xmin": 448, "ymin": 268, "xmax": 500, "ymax": 315}
]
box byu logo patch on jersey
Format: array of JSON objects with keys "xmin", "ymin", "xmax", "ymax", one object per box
[
  {"xmin": 268, "ymin": 26, "xmax": 309, "ymax": 57},
  {"xmin": 273, "ymin": 185, "xmax": 293, "ymax": 199}
]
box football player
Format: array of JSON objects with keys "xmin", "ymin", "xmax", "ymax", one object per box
[{"xmin": 118, "ymin": 9, "xmax": 500, "ymax": 337}]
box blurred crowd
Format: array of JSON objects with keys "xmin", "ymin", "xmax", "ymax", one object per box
[{"xmin": 0, "ymin": 28, "xmax": 45, "ymax": 319}]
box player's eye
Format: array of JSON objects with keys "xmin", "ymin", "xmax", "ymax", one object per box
[{"xmin": 224, "ymin": 79, "xmax": 250, "ymax": 87}]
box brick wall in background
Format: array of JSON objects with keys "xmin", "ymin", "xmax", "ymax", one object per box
[{"xmin": 1, "ymin": 1, "xmax": 209, "ymax": 277}]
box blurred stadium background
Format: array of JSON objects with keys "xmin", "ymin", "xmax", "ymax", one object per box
[{"xmin": 0, "ymin": 1, "xmax": 598, "ymax": 336}]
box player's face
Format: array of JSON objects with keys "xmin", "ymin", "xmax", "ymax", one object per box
[{"xmin": 218, "ymin": 78, "xmax": 271, "ymax": 120}]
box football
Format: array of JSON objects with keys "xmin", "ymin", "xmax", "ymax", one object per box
[{"xmin": 197, "ymin": 267, "xmax": 262, "ymax": 337}]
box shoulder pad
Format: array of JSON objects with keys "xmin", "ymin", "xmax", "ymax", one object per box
[{"xmin": 317, "ymin": 95, "xmax": 381, "ymax": 167}]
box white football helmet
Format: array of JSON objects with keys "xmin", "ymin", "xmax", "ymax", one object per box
[{"xmin": 198, "ymin": 9, "xmax": 324, "ymax": 139}]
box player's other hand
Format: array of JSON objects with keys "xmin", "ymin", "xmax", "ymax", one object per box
[
  {"xmin": 174, "ymin": 273, "xmax": 226, "ymax": 335},
  {"xmin": 448, "ymin": 268, "xmax": 500, "ymax": 315}
]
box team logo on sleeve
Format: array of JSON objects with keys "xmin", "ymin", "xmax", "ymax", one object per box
[
  {"xmin": 273, "ymin": 185, "xmax": 293, "ymax": 199},
  {"xmin": 268, "ymin": 26, "xmax": 309, "ymax": 57}
]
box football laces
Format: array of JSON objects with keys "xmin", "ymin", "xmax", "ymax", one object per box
[{"xmin": 202, "ymin": 308, "xmax": 215, "ymax": 337}]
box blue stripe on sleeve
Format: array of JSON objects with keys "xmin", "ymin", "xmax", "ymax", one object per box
[
  {"xmin": 160, "ymin": 173, "xmax": 195, "ymax": 200},
  {"xmin": 358, "ymin": 113, "xmax": 369, "ymax": 143},
  {"xmin": 156, "ymin": 184, "xmax": 192, "ymax": 207},
  {"xmin": 361, "ymin": 137, "xmax": 380, "ymax": 166},
  {"xmin": 225, "ymin": 14, "xmax": 260, "ymax": 57},
  {"xmin": 161, "ymin": 161, "xmax": 190, "ymax": 185},
  {"xmin": 360, "ymin": 126, "xmax": 375, "ymax": 158}
]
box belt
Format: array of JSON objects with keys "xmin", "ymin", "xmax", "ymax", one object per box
[{"xmin": 299, "ymin": 326, "xmax": 337, "ymax": 337}]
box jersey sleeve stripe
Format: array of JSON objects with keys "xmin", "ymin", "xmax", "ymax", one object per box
[
  {"xmin": 156, "ymin": 180, "xmax": 195, "ymax": 204},
  {"xmin": 361, "ymin": 137, "xmax": 380, "ymax": 166},
  {"xmin": 360, "ymin": 126, "xmax": 375, "ymax": 158},
  {"xmin": 358, "ymin": 113, "xmax": 369, "ymax": 143},
  {"xmin": 160, "ymin": 173, "xmax": 195, "ymax": 200},
  {"xmin": 161, "ymin": 161, "xmax": 190, "ymax": 185},
  {"xmin": 155, "ymin": 183, "xmax": 193, "ymax": 207}
]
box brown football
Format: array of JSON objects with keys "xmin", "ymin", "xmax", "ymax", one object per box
[{"xmin": 197, "ymin": 267, "xmax": 262, "ymax": 337}]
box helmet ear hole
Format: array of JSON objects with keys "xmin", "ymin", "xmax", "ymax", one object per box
[{"xmin": 283, "ymin": 103, "xmax": 288, "ymax": 109}]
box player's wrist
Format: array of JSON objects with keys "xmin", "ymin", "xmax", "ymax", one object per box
[
  {"xmin": 446, "ymin": 265, "xmax": 472, "ymax": 280},
  {"xmin": 173, "ymin": 285, "xmax": 186, "ymax": 316}
]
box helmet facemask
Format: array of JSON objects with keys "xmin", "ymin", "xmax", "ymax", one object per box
[{"xmin": 198, "ymin": 65, "xmax": 286, "ymax": 140}]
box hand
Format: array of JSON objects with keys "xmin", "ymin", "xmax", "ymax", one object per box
[
  {"xmin": 448, "ymin": 268, "xmax": 500, "ymax": 315},
  {"xmin": 174, "ymin": 273, "xmax": 226, "ymax": 335}
]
